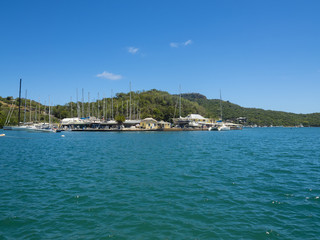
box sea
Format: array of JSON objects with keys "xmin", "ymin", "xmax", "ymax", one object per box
[{"xmin": 0, "ymin": 127, "xmax": 319, "ymax": 239}]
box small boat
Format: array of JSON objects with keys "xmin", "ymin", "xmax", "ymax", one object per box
[
  {"xmin": 218, "ymin": 124, "xmax": 230, "ymax": 131},
  {"xmin": 208, "ymin": 126, "xmax": 218, "ymax": 131}
]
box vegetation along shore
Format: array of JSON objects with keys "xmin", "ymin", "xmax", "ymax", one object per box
[{"xmin": 1, "ymin": 89, "xmax": 320, "ymax": 129}]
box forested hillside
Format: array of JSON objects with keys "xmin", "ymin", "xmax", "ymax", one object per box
[
  {"xmin": 1, "ymin": 90, "xmax": 320, "ymax": 128},
  {"xmin": 181, "ymin": 93, "xmax": 320, "ymax": 126}
]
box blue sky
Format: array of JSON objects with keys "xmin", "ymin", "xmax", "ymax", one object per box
[{"xmin": 0, "ymin": 0, "xmax": 319, "ymax": 113}]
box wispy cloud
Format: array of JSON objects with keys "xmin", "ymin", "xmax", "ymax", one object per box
[
  {"xmin": 170, "ymin": 42, "xmax": 179, "ymax": 48},
  {"xmin": 170, "ymin": 39, "xmax": 193, "ymax": 48},
  {"xmin": 183, "ymin": 39, "xmax": 192, "ymax": 46},
  {"xmin": 96, "ymin": 71, "xmax": 122, "ymax": 80},
  {"xmin": 128, "ymin": 46, "xmax": 139, "ymax": 54}
]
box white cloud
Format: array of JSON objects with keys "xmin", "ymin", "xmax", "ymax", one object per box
[
  {"xmin": 183, "ymin": 39, "xmax": 192, "ymax": 46},
  {"xmin": 170, "ymin": 42, "xmax": 179, "ymax": 48},
  {"xmin": 96, "ymin": 71, "xmax": 122, "ymax": 80},
  {"xmin": 128, "ymin": 47, "xmax": 139, "ymax": 54},
  {"xmin": 170, "ymin": 39, "xmax": 193, "ymax": 48}
]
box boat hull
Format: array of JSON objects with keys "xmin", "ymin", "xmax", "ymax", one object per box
[{"xmin": 3, "ymin": 126, "xmax": 28, "ymax": 131}]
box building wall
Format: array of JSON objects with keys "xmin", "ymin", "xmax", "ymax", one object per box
[
  {"xmin": 157, "ymin": 123, "xmax": 171, "ymax": 129},
  {"xmin": 140, "ymin": 121, "xmax": 158, "ymax": 129}
]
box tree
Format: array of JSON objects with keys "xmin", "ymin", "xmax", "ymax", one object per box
[{"xmin": 115, "ymin": 115, "xmax": 126, "ymax": 129}]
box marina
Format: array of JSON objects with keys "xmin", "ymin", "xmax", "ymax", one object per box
[
  {"xmin": 1, "ymin": 1, "xmax": 320, "ymax": 239},
  {"xmin": 2, "ymin": 80, "xmax": 243, "ymax": 133}
]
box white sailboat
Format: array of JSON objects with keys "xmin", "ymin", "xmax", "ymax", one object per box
[
  {"xmin": 34, "ymin": 96, "xmax": 57, "ymax": 132},
  {"xmin": 217, "ymin": 90, "xmax": 230, "ymax": 131},
  {"xmin": 3, "ymin": 79, "xmax": 29, "ymax": 131}
]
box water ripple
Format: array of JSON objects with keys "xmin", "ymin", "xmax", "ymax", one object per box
[{"xmin": 1, "ymin": 128, "xmax": 320, "ymax": 239}]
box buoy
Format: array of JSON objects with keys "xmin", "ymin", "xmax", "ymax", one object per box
[
  {"xmin": 0, "ymin": 134, "xmax": 5, "ymax": 137},
  {"xmin": 61, "ymin": 135, "xmax": 65, "ymax": 137}
]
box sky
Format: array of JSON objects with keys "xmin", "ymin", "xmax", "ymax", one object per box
[{"xmin": 0, "ymin": 0, "xmax": 319, "ymax": 114}]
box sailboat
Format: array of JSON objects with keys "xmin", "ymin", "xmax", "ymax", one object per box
[
  {"xmin": 34, "ymin": 96, "xmax": 58, "ymax": 132},
  {"xmin": 3, "ymin": 79, "xmax": 29, "ymax": 131},
  {"xmin": 217, "ymin": 90, "xmax": 230, "ymax": 131}
]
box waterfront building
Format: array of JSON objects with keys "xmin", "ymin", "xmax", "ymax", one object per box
[
  {"xmin": 140, "ymin": 118, "xmax": 171, "ymax": 130},
  {"xmin": 140, "ymin": 118, "xmax": 158, "ymax": 129},
  {"xmin": 157, "ymin": 120, "xmax": 171, "ymax": 129}
]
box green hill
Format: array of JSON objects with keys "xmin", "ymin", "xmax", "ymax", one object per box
[
  {"xmin": 1, "ymin": 90, "xmax": 320, "ymax": 128},
  {"xmin": 181, "ymin": 93, "xmax": 320, "ymax": 126}
]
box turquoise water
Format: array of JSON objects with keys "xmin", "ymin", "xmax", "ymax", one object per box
[{"xmin": 0, "ymin": 128, "xmax": 320, "ymax": 239}]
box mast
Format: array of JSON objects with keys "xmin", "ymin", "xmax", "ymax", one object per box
[
  {"xmin": 44, "ymin": 100, "xmax": 46, "ymax": 122},
  {"xmin": 48, "ymin": 96, "xmax": 51, "ymax": 126},
  {"xmin": 220, "ymin": 90, "xmax": 223, "ymax": 121},
  {"xmin": 29, "ymin": 99, "xmax": 32, "ymax": 122},
  {"xmin": 97, "ymin": 92, "xmax": 100, "ymax": 119},
  {"xmin": 76, "ymin": 88, "xmax": 80, "ymax": 118},
  {"xmin": 24, "ymin": 89, "xmax": 27, "ymax": 123},
  {"xmin": 103, "ymin": 94, "xmax": 106, "ymax": 119},
  {"xmin": 129, "ymin": 82, "xmax": 132, "ymax": 119},
  {"xmin": 179, "ymin": 84, "xmax": 181, "ymax": 118},
  {"xmin": 106, "ymin": 97, "xmax": 108, "ymax": 120},
  {"xmin": 87, "ymin": 92, "xmax": 90, "ymax": 117},
  {"xmin": 126, "ymin": 100, "xmax": 129, "ymax": 119},
  {"xmin": 70, "ymin": 96, "xmax": 73, "ymax": 118},
  {"xmin": 92, "ymin": 99, "xmax": 94, "ymax": 117},
  {"xmin": 111, "ymin": 90, "xmax": 113, "ymax": 119},
  {"xmin": 82, "ymin": 88, "xmax": 84, "ymax": 118},
  {"xmin": 117, "ymin": 102, "xmax": 119, "ymax": 116},
  {"xmin": 35, "ymin": 104, "xmax": 37, "ymax": 122},
  {"xmin": 133, "ymin": 101, "xmax": 135, "ymax": 119},
  {"xmin": 137, "ymin": 101, "xmax": 139, "ymax": 119},
  {"xmin": 18, "ymin": 78, "xmax": 22, "ymax": 125},
  {"xmin": 38, "ymin": 98, "xmax": 41, "ymax": 122}
]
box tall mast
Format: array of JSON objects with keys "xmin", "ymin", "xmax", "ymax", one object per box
[
  {"xmin": 220, "ymin": 90, "xmax": 223, "ymax": 121},
  {"xmin": 116, "ymin": 102, "xmax": 118, "ymax": 116},
  {"xmin": 126, "ymin": 100, "xmax": 129, "ymax": 119},
  {"xmin": 24, "ymin": 89, "xmax": 27, "ymax": 123},
  {"xmin": 82, "ymin": 88, "xmax": 84, "ymax": 118},
  {"xmin": 35, "ymin": 104, "xmax": 37, "ymax": 122},
  {"xmin": 107, "ymin": 97, "xmax": 109, "ymax": 120},
  {"xmin": 29, "ymin": 99, "xmax": 32, "ymax": 122},
  {"xmin": 179, "ymin": 84, "xmax": 181, "ymax": 118},
  {"xmin": 18, "ymin": 78, "xmax": 22, "ymax": 125},
  {"xmin": 129, "ymin": 81, "xmax": 132, "ymax": 120},
  {"xmin": 44, "ymin": 100, "xmax": 46, "ymax": 122},
  {"xmin": 48, "ymin": 96, "xmax": 51, "ymax": 125},
  {"xmin": 92, "ymin": 99, "xmax": 94, "ymax": 117},
  {"xmin": 103, "ymin": 94, "xmax": 106, "ymax": 119},
  {"xmin": 129, "ymin": 82, "xmax": 132, "ymax": 120},
  {"xmin": 111, "ymin": 90, "xmax": 113, "ymax": 119},
  {"xmin": 137, "ymin": 101, "xmax": 139, "ymax": 119},
  {"xmin": 76, "ymin": 88, "xmax": 80, "ymax": 118},
  {"xmin": 70, "ymin": 96, "xmax": 73, "ymax": 118},
  {"xmin": 97, "ymin": 92, "xmax": 100, "ymax": 119},
  {"xmin": 87, "ymin": 92, "xmax": 90, "ymax": 117},
  {"xmin": 38, "ymin": 97, "xmax": 41, "ymax": 122}
]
